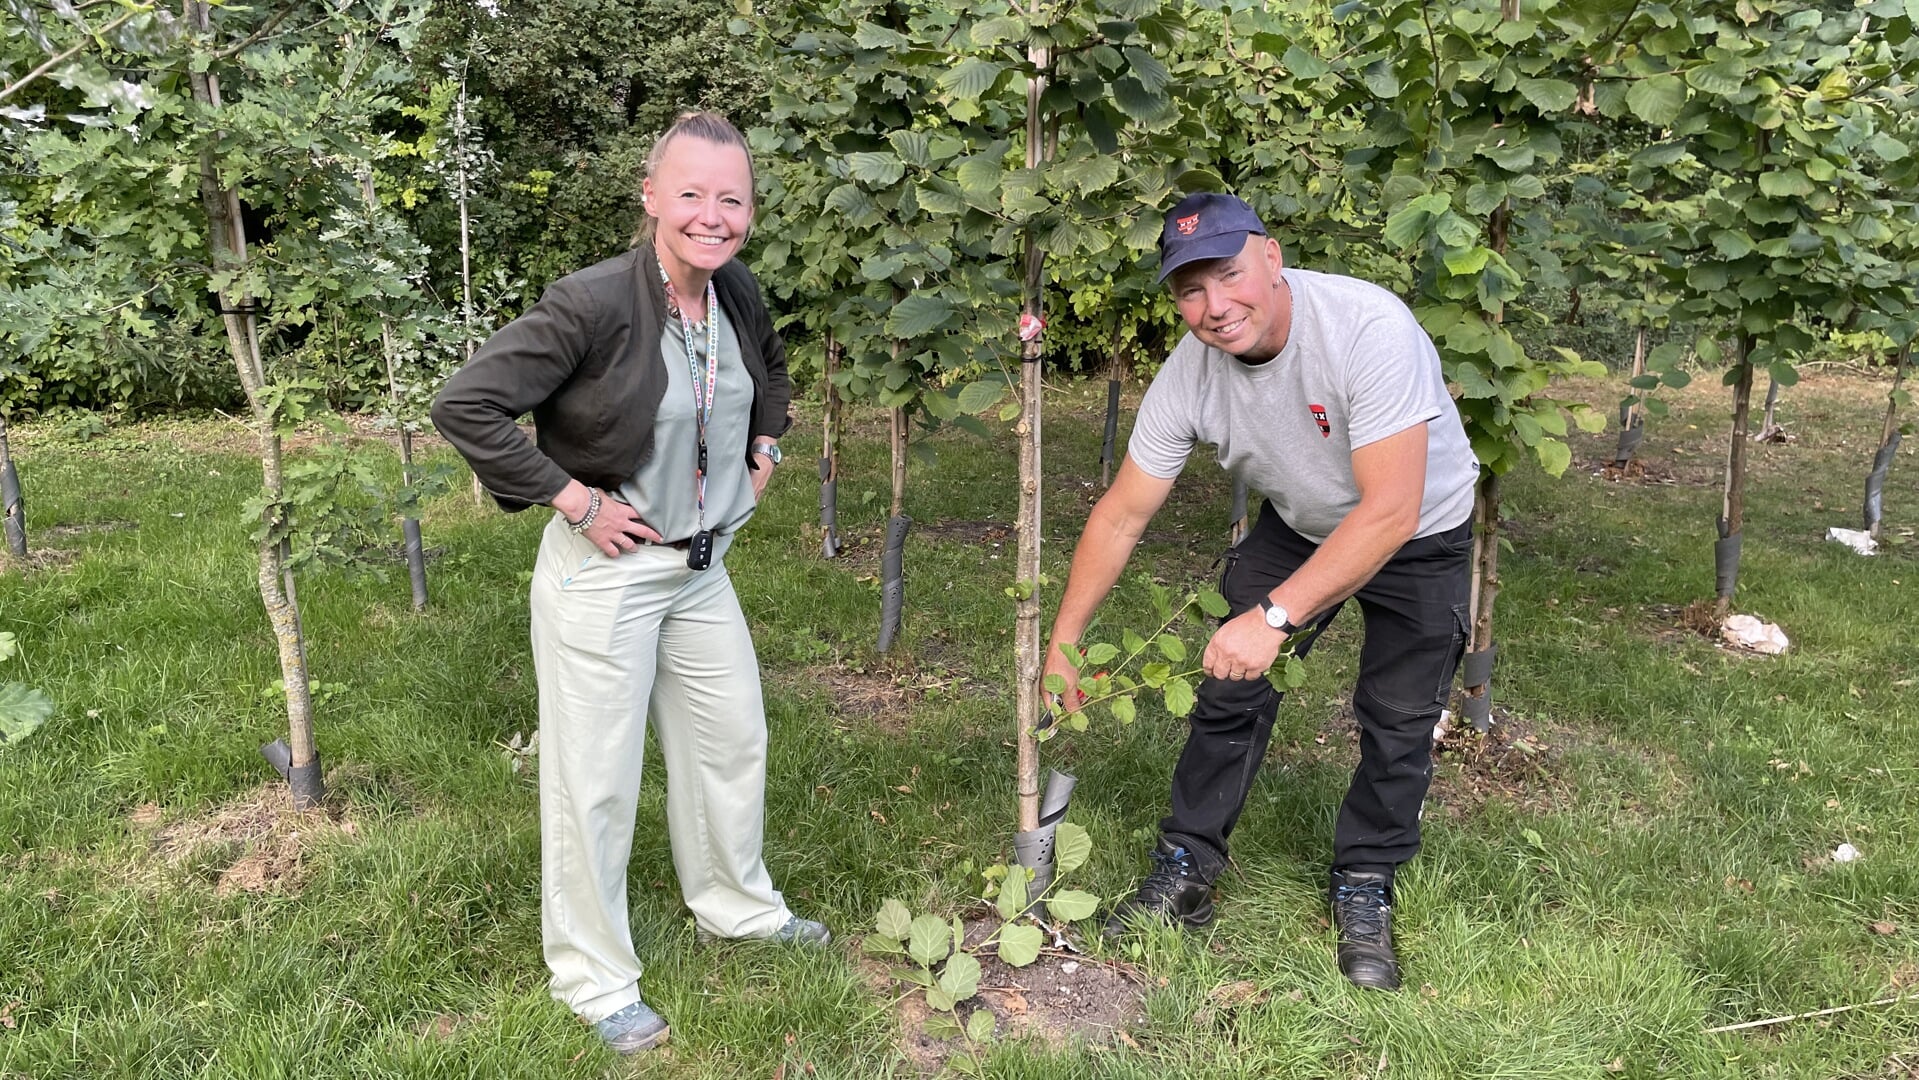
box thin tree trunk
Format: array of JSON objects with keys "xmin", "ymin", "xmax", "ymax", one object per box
[
  {"xmin": 1228, "ymin": 477, "xmax": 1250, "ymax": 546},
  {"xmin": 360, "ymin": 172, "xmax": 427, "ymax": 611},
  {"xmin": 1461, "ymin": 471, "xmax": 1500, "ymax": 731},
  {"xmin": 1100, "ymin": 340, "xmax": 1122, "ymax": 489},
  {"xmin": 1715, "ymin": 336, "xmax": 1756, "ymax": 619},
  {"xmin": 878, "ymin": 395, "xmax": 909, "ymax": 652},
  {"xmin": 1014, "ymin": 51, "xmax": 1053, "ymax": 837},
  {"xmin": 189, "ymin": 6, "xmax": 322, "ymax": 808},
  {"xmin": 1865, "ymin": 343, "xmax": 1909, "ymax": 541},
  {"xmin": 1614, "ymin": 325, "xmax": 1647, "ymax": 468},
  {"xmin": 820, "ymin": 331, "xmax": 844, "ymax": 558},
  {"xmin": 1756, "ymin": 374, "xmax": 1784, "ymax": 442},
  {"xmin": 0, "ymin": 414, "xmax": 24, "ymax": 559},
  {"xmin": 456, "ymin": 79, "xmax": 487, "ymax": 511}
]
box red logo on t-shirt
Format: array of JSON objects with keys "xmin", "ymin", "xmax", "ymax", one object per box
[
  {"xmin": 1309, "ymin": 404, "xmax": 1331, "ymax": 437},
  {"xmin": 1176, "ymin": 213, "xmax": 1200, "ymax": 235}
]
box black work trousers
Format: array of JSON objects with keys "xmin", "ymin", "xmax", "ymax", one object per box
[{"xmin": 1161, "ymin": 504, "xmax": 1472, "ymax": 882}]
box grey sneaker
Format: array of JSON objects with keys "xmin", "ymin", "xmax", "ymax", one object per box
[
  {"xmin": 696, "ymin": 913, "xmax": 833, "ymax": 946},
  {"xmin": 771, "ymin": 913, "xmax": 832, "ymax": 946},
  {"xmin": 595, "ymin": 999, "xmax": 670, "ymax": 1055}
]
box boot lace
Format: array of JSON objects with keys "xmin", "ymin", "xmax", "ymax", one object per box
[
  {"xmin": 1132, "ymin": 846, "xmax": 1200, "ymax": 906},
  {"xmin": 1333, "ymin": 881, "xmax": 1390, "ymax": 944}
]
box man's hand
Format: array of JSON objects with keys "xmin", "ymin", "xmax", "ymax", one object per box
[
  {"xmin": 1201, "ymin": 609, "xmax": 1285, "ymax": 683},
  {"xmin": 1043, "ymin": 641, "xmax": 1085, "ymax": 715}
]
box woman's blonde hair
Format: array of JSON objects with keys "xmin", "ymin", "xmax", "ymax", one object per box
[{"xmin": 631, "ymin": 110, "xmax": 756, "ymax": 247}]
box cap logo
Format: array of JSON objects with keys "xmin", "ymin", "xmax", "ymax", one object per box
[{"xmin": 1176, "ymin": 213, "xmax": 1200, "ymax": 236}]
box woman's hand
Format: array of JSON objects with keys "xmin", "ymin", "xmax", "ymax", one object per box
[
  {"xmin": 749, "ymin": 445, "xmax": 778, "ymax": 502},
  {"xmin": 554, "ymin": 481, "xmax": 664, "ymax": 557}
]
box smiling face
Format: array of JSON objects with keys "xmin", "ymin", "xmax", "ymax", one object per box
[
  {"xmin": 1167, "ymin": 234, "xmax": 1291, "ymax": 362},
  {"xmin": 641, "ymin": 134, "xmax": 754, "ymax": 288}
]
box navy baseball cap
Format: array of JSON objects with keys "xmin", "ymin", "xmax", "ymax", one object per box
[{"xmin": 1155, "ymin": 192, "xmax": 1268, "ymax": 283}]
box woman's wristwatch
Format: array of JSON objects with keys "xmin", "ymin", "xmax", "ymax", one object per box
[{"xmin": 752, "ymin": 441, "xmax": 782, "ymax": 464}]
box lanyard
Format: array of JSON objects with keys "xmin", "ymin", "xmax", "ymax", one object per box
[{"xmin": 660, "ymin": 266, "xmax": 721, "ymax": 529}]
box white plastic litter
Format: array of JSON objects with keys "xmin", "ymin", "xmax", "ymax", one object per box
[
  {"xmin": 1833, "ymin": 843, "xmax": 1862, "ymax": 864},
  {"xmin": 1825, "ymin": 527, "xmax": 1878, "ymax": 556},
  {"xmin": 1721, "ymin": 614, "xmax": 1790, "ymax": 655}
]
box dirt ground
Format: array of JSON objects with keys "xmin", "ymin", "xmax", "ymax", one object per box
[{"xmin": 879, "ymin": 915, "xmax": 1148, "ymax": 1075}]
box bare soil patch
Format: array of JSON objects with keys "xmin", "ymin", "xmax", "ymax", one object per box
[
  {"xmin": 38, "ymin": 520, "xmax": 139, "ymax": 540},
  {"xmin": 785, "ymin": 643, "xmax": 983, "ymax": 736},
  {"xmin": 1428, "ymin": 707, "xmax": 1573, "ymax": 819},
  {"xmin": 0, "ymin": 548, "xmax": 79, "ymax": 574},
  {"xmin": 879, "ymin": 916, "xmax": 1148, "ymax": 1076},
  {"xmin": 135, "ymin": 780, "xmax": 357, "ymax": 896}
]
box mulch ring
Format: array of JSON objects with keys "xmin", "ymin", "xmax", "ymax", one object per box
[
  {"xmin": 1427, "ymin": 705, "xmax": 1572, "ymax": 818},
  {"xmin": 879, "ymin": 916, "xmax": 1149, "ymax": 1076},
  {"xmin": 133, "ymin": 779, "xmax": 358, "ymax": 896}
]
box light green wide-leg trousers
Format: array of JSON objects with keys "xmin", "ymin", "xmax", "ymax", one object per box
[{"xmin": 530, "ymin": 515, "xmax": 790, "ymax": 1022}]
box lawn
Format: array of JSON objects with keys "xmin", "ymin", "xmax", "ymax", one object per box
[{"xmin": 1, "ymin": 367, "xmax": 1915, "ymax": 1079}]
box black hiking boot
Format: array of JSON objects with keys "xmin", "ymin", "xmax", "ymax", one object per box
[
  {"xmin": 1102, "ymin": 839, "xmax": 1215, "ymax": 937},
  {"xmin": 1329, "ymin": 868, "xmax": 1400, "ymax": 991}
]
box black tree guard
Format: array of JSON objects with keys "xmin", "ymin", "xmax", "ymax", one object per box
[{"xmin": 877, "ymin": 513, "xmax": 910, "ymax": 652}]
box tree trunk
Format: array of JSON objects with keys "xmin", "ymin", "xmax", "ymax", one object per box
[
  {"xmin": 189, "ymin": 6, "xmax": 323, "ymax": 808},
  {"xmin": 1013, "ymin": 51, "xmax": 1053, "ymax": 837},
  {"xmin": 1715, "ymin": 336, "xmax": 1755, "ymax": 619},
  {"xmin": 1100, "ymin": 341, "xmax": 1123, "ymax": 489},
  {"xmin": 819, "ymin": 331, "xmax": 844, "ymax": 558},
  {"xmin": 1613, "ymin": 325, "xmax": 1647, "ymax": 469},
  {"xmin": 361, "ymin": 172, "xmax": 428, "ymax": 611},
  {"xmin": 456, "ymin": 80, "xmax": 487, "ymax": 511},
  {"xmin": 1755, "ymin": 373, "xmax": 1784, "ymax": 443},
  {"xmin": 1460, "ymin": 470, "xmax": 1500, "ymax": 732},
  {"xmin": 877, "ymin": 399, "xmax": 909, "ymax": 652},
  {"xmin": 1865, "ymin": 343, "xmax": 1909, "ymax": 541},
  {"xmin": 0, "ymin": 414, "xmax": 24, "ymax": 559}
]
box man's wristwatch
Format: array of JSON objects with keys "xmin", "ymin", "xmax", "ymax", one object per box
[
  {"xmin": 1258, "ymin": 596, "xmax": 1297, "ymax": 635},
  {"xmin": 752, "ymin": 441, "xmax": 782, "ymax": 464}
]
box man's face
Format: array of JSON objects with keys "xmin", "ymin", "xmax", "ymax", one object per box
[{"xmin": 1167, "ymin": 235, "xmax": 1289, "ymax": 361}]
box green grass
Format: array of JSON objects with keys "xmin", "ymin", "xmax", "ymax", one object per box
[{"xmin": 2, "ymin": 370, "xmax": 1916, "ymax": 1078}]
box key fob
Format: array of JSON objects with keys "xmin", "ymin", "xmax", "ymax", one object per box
[{"xmin": 686, "ymin": 529, "xmax": 714, "ymax": 571}]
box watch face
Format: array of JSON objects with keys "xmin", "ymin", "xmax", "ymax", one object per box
[
  {"xmin": 757, "ymin": 443, "xmax": 781, "ymax": 464},
  {"xmin": 1264, "ymin": 603, "xmax": 1288, "ymax": 629}
]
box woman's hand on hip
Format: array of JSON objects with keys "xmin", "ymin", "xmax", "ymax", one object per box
[{"xmin": 589, "ymin": 497, "xmax": 665, "ymax": 557}]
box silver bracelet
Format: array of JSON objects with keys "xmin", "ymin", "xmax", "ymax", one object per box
[{"xmin": 567, "ymin": 487, "xmax": 602, "ymax": 535}]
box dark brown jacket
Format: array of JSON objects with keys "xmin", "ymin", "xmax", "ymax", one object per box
[{"xmin": 431, "ymin": 246, "xmax": 791, "ymax": 512}]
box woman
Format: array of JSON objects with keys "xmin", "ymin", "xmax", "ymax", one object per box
[{"xmin": 431, "ymin": 111, "xmax": 825, "ymax": 1056}]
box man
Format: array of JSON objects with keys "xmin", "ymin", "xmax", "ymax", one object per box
[{"xmin": 1045, "ymin": 192, "xmax": 1477, "ymax": 991}]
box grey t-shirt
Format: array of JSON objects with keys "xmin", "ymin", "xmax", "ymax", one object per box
[
  {"xmin": 1128, "ymin": 267, "xmax": 1477, "ymax": 544},
  {"xmin": 617, "ymin": 300, "xmax": 759, "ymax": 541}
]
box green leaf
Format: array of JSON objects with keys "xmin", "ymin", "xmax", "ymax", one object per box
[
  {"xmin": 997, "ymin": 863, "xmax": 1029, "ymax": 921},
  {"xmin": 966, "ymin": 1008, "xmax": 996, "ymax": 1043},
  {"xmin": 878, "ymin": 898, "xmax": 914, "ymax": 940},
  {"xmin": 888, "ymin": 131, "xmax": 932, "ymax": 167},
  {"xmin": 1110, "ymin": 694, "xmax": 1137, "ymax": 724},
  {"xmin": 1154, "ymin": 634, "xmax": 1186, "ymax": 662},
  {"xmin": 1111, "ymin": 76, "xmax": 1167, "ymax": 124},
  {"xmin": 1123, "ymin": 47, "xmax": 1170, "ymax": 93},
  {"xmin": 887, "ymin": 295, "xmax": 956, "ymax": 338},
  {"xmin": 939, "ymin": 951, "xmax": 982, "ymax": 1001},
  {"xmin": 1685, "ymin": 59, "xmax": 1748, "ymax": 96},
  {"xmin": 0, "ymin": 632, "xmax": 15, "ymax": 663},
  {"xmin": 1163, "ymin": 677, "xmax": 1197, "ymax": 717},
  {"xmin": 1867, "ymin": 133, "xmax": 1910, "ymax": 162},
  {"xmin": 1535, "ymin": 439, "xmax": 1573, "ymax": 477},
  {"xmin": 956, "ymin": 380, "xmax": 1007, "ymax": 415},
  {"xmin": 847, "ymin": 152, "xmax": 905, "ymax": 187},
  {"xmin": 998, "ymin": 401, "xmax": 1023, "ymax": 423},
  {"xmin": 909, "ymin": 914, "xmax": 953, "ymax": 967},
  {"xmin": 1625, "ymin": 74, "xmax": 1686, "ymax": 127},
  {"xmin": 1055, "ymin": 153, "xmax": 1121, "ymax": 195},
  {"xmin": 971, "ymin": 15, "xmax": 1026, "ymax": 46},
  {"xmin": 1141, "ymin": 662, "xmax": 1171, "ymax": 687},
  {"xmin": 1382, "ymin": 193, "xmax": 1448, "ymax": 249},
  {"xmin": 1515, "ymin": 78, "xmax": 1577, "ymax": 112},
  {"xmin": 926, "ymin": 984, "xmax": 957, "ymax": 1012},
  {"xmin": 1047, "ymin": 890, "xmax": 1100, "ymax": 922},
  {"xmin": 956, "ymin": 157, "xmax": 1004, "ymax": 197},
  {"xmin": 1283, "ymin": 654, "xmax": 1307, "ymax": 689},
  {"xmin": 1710, "ymin": 230, "xmax": 1755, "ymax": 259},
  {"xmin": 1757, "ymin": 169, "xmax": 1813, "ymax": 198},
  {"xmin": 862, "ymin": 932, "xmax": 907, "ymax": 955},
  {"xmin": 1282, "ymin": 45, "xmax": 1329, "ymax": 78},
  {"xmin": 1055, "ymin": 821, "xmax": 1092, "ymax": 874},
  {"xmin": 1769, "ymin": 362, "xmax": 1799, "ymax": 387},
  {"xmin": 940, "ymin": 58, "xmax": 1006, "ymax": 101},
  {"xmin": 996, "ymin": 923, "xmax": 1044, "ymax": 967},
  {"xmin": 1084, "ymin": 642, "xmax": 1120, "ymax": 667},
  {"xmin": 853, "ymin": 22, "xmax": 910, "ymax": 48},
  {"xmin": 0, "ymin": 682, "xmax": 52, "ymax": 743},
  {"xmin": 923, "ymin": 1011, "xmax": 963, "ymax": 1037},
  {"xmin": 1196, "ymin": 589, "xmax": 1230, "ymax": 618},
  {"xmin": 1043, "ymin": 673, "xmax": 1068, "ymax": 695}
]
